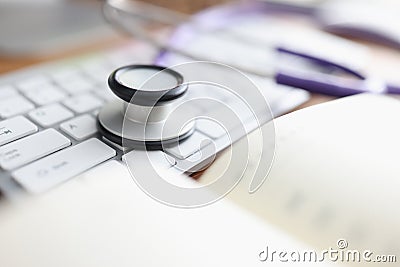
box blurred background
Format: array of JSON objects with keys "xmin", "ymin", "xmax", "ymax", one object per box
[{"xmin": 1, "ymin": 0, "xmax": 400, "ymax": 87}]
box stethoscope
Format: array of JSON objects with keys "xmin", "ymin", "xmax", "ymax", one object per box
[{"xmin": 98, "ymin": 64, "xmax": 196, "ymax": 149}]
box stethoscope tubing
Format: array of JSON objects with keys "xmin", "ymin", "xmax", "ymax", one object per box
[{"xmin": 276, "ymin": 71, "xmax": 400, "ymax": 97}]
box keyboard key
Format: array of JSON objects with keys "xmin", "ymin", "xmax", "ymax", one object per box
[
  {"xmin": 28, "ymin": 104, "xmax": 73, "ymax": 127},
  {"xmin": 246, "ymin": 74, "xmax": 292, "ymax": 104},
  {"xmin": 24, "ymin": 84, "xmax": 67, "ymax": 105},
  {"xmin": 0, "ymin": 129, "xmax": 70, "ymax": 170},
  {"xmin": 0, "ymin": 85, "xmax": 18, "ymax": 98},
  {"xmin": 16, "ymin": 76, "xmax": 49, "ymax": 92},
  {"xmin": 51, "ymin": 68, "xmax": 81, "ymax": 83},
  {"xmin": 57, "ymin": 75, "xmax": 94, "ymax": 94},
  {"xmin": 60, "ymin": 114, "xmax": 97, "ymax": 140},
  {"xmin": 63, "ymin": 94, "xmax": 103, "ymax": 113},
  {"xmin": 81, "ymin": 59, "xmax": 113, "ymax": 83},
  {"xmin": 196, "ymin": 119, "xmax": 227, "ymax": 139},
  {"xmin": 185, "ymin": 84, "xmax": 229, "ymax": 102},
  {"xmin": 123, "ymin": 150, "xmax": 176, "ymax": 171},
  {"xmin": 203, "ymin": 103, "xmax": 256, "ymax": 136},
  {"xmin": 0, "ymin": 96, "xmax": 34, "ymax": 119},
  {"xmin": 184, "ymin": 84, "xmax": 229, "ymax": 111},
  {"xmin": 165, "ymin": 131, "xmax": 212, "ymax": 160},
  {"xmin": 174, "ymin": 142, "xmax": 218, "ymax": 173},
  {"xmin": 224, "ymin": 97, "xmax": 257, "ymax": 123},
  {"xmin": 0, "ymin": 116, "xmax": 38, "ymax": 146},
  {"xmin": 94, "ymin": 86, "xmax": 119, "ymax": 102},
  {"xmin": 13, "ymin": 138, "xmax": 116, "ymax": 193},
  {"xmin": 122, "ymin": 150, "xmax": 180, "ymax": 185}
]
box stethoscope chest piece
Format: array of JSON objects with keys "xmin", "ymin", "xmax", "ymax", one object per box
[{"xmin": 98, "ymin": 64, "xmax": 195, "ymax": 150}]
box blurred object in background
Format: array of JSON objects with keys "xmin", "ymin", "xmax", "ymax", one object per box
[
  {"xmin": 0, "ymin": 0, "xmax": 115, "ymax": 57},
  {"xmin": 261, "ymin": 0, "xmax": 400, "ymax": 50},
  {"xmin": 316, "ymin": 0, "xmax": 400, "ymax": 50},
  {"xmin": 1, "ymin": 0, "xmax": 400, "ymax": 59},
  {"xmin": 136, "ymin": 0, "xmax": 233, "ymax": 14}
]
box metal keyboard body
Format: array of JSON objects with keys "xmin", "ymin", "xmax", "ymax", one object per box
[{"xmin": 0, "ymin": 42, "xmax": 309, "ymax": 197}]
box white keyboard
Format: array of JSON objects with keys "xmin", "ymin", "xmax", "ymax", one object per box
[{"xmin": 0, "ymin": 42, "xmax": 309, "ymax": 196}]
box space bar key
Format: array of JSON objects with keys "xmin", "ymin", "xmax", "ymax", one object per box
[{"xmin": 12, "ymin": 138, "xmax": 116, "ymax": 194}]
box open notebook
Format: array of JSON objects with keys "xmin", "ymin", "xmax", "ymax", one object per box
[{"xmin": 200, "ymin": 93, "xmax": 400, "ymax": 266}]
